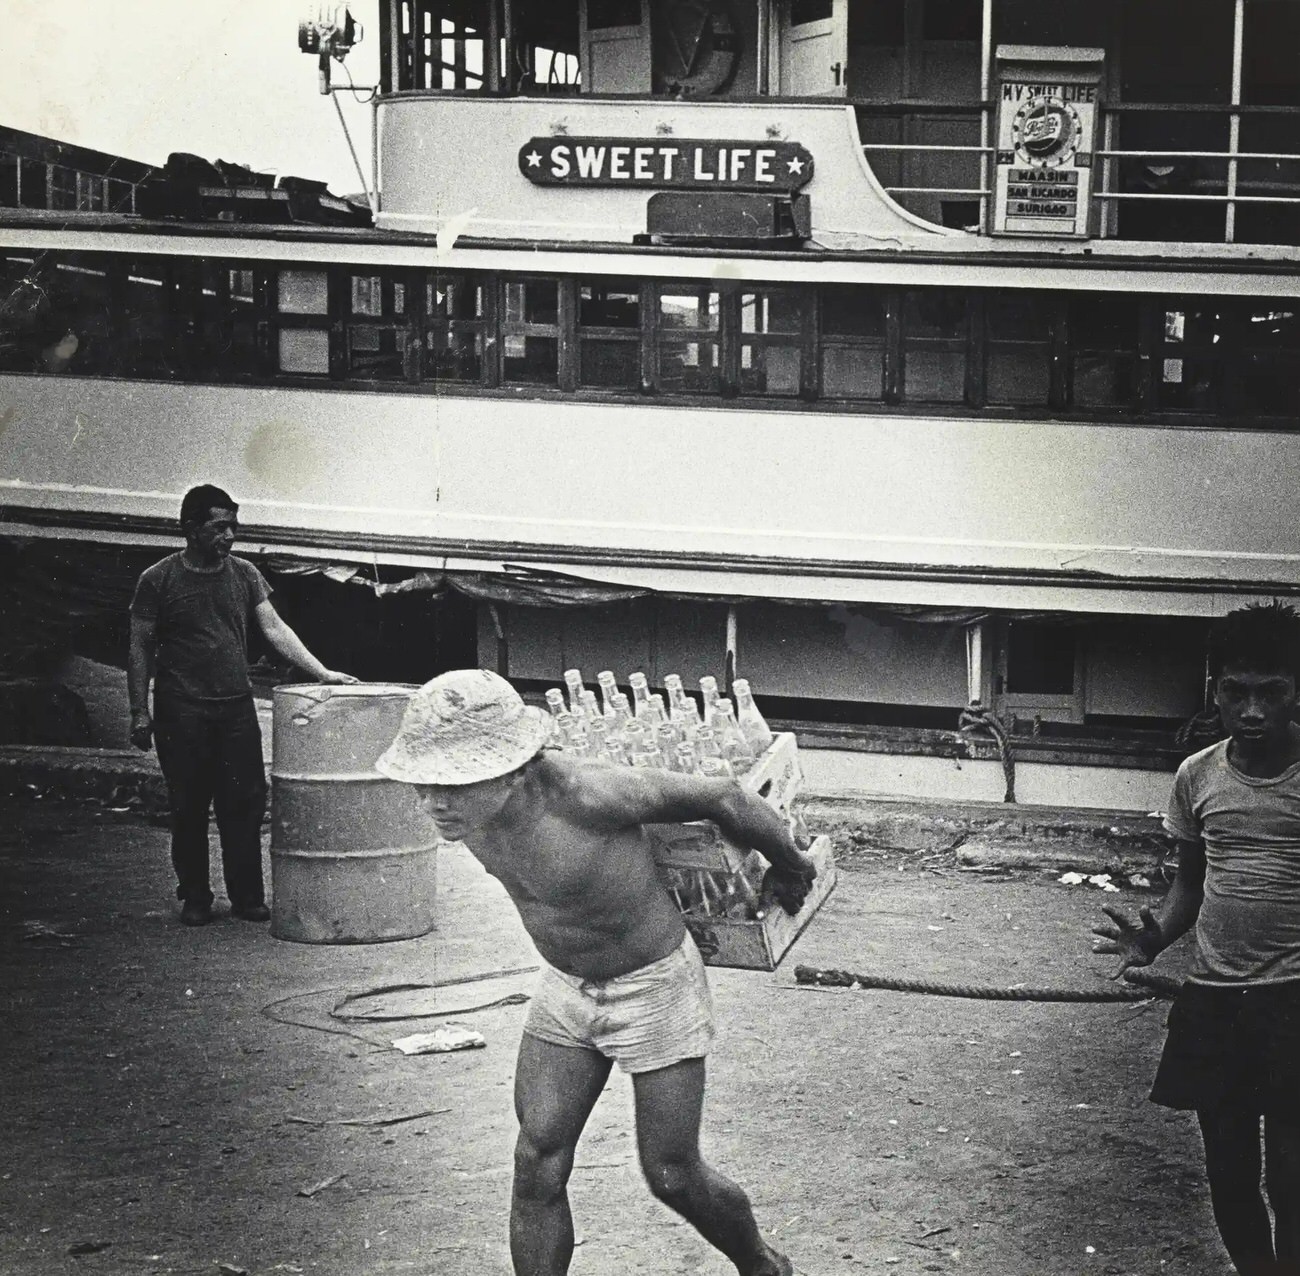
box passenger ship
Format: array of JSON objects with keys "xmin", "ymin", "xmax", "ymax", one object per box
[{"xmin": 2, "ymin": 0, "xmax": 1298, "ymax": 808}]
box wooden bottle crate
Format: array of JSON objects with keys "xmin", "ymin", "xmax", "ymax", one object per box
[
  {"xmin": 663, "ymin": 835, "xmax": 838, "ymax": 971},
  {"xmin": 643, "ymin": 732, "xmax": 803, "ymax": 873},
  {"xmin": 643, "ymin": 733, "xmax": 836, "ymax": 970}
]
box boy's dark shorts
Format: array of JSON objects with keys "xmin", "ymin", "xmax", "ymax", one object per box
[{"xmin": 1151, "ymin": 978, "xmax": 1300, "ymax": 1115}]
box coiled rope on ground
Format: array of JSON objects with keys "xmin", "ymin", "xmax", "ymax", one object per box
[{"xmin": 794, "ymin": 964, "xmax": 1182, "ymax": 1002}]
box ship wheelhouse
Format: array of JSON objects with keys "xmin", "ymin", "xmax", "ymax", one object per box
[{"xmin": 1, "ymin": 0, "xmax": 1298, "ymax": 807}]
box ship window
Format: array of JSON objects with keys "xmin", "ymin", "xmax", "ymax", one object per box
[
  {"xmin": 587, "ymin": 0, "xmax": 642, "ymax": 29},
  {"xmin": 791, "ymin": 0, "xmax": 834, "ymax": 26},
  {"xmin": 820, "ymin": 284, "xmax": 886, "ymax": 400},
  {"xmin": 423, "ymin": 273, "xmax": 485, "ymax": 383},
  {"xmin": 278, "ymin": 270, "xmax": 328, "ymax": 314},
  {"xmin": 739, "ymin": 290, "xmax": 805, "ymax": 397},
  {"xmin": 0, "ymin": 251, "xmax": 112, "ymax": 375},
  {"xmin": 901, "ymin": 289, "xmax": 967, "ymax": 403},
  {"xmin": 1157, "ymin": 299, "xmax": 1228, "ymax": 412},
  {"xmin": 125, "ymin": 257, "xmax": 189, "ymax": 379},
  {"xmin": 657, "ymin": 287, "xmax": 721, "ymax": 394},
  {"xmin": 501, "ymin": 278, "xmax": 560, "ymax": 384},
  {"xmin": 578, "ymin": 279, "xmax": 641, "ymax": 389},
  {"xmin": 985, "ymin": 291, "xmax": 1051, "ymax": 406},
  {"xmin": 1235, "ymin": 305, "xmax": 1299, "ymax": 418},
  {"xmin": 348, "ymin": 273, "xmax": 412, "ymax": 382},
  {"xmin": 923, "ymin": 0, "xmax": 981, "ymax": 42},
  {"xmin": 48, "ymin": 165, "xmax": 77, "ymax": 211},
  {"xmin": 1068, "ymin": 293, "xmax": 1140, "ymax": 411},
  {"xmin": 278, "ymin": 328, "xmax": 330, "ymax": 375},
  {"xmin": 197, "ymin": 263, "xmax": 267, "ymax": 379},
  {"xmin": 1007, "ymin": 623, "xmax": 1077, "ymax": 696}
]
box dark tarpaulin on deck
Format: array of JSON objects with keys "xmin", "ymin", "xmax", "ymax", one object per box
[{"xmin": 264, "ymin": 560, "xmax": 652, "ymax": 608}]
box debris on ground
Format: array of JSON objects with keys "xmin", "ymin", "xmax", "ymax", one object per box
[
  {"xmin": 391, "ymin": 1025, "xmax": 486, "ymax": 1055},
  {"xmin": 296, "ymin": 1174, "xmax": 346, "ymax": 1199}
]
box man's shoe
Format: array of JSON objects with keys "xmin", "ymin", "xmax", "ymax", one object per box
[
  {"xmin": 180, "ymin": 901, "xmax": 213, "ymax": 927},
  {"xmin": 231, "ymin": 903, "xmax": 270, "ymax": 923}
]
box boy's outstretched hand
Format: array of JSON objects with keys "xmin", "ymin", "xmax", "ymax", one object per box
[{"xmin": 1092, "ymin": 903, "xmax": 1163, "ymax": 979}]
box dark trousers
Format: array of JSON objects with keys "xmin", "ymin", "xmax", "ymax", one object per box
[{"xmin": 153, "ymin": 692, "xmax": 268, "ymax": 910}]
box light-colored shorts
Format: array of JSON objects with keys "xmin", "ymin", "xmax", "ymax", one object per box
[{"xmin": 523, "ymin": 933, "xmax": 715, "ymax": 1074}]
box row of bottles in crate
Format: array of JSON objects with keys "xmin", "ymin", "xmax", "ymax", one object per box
[{"xmin": 544, "ymin": 669, "xmax": 774, "ymax": 777}]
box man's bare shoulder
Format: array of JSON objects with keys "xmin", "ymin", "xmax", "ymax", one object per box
[{"xmin": 533, "ymin": 752, "xmax": 645, "ymax": 830}]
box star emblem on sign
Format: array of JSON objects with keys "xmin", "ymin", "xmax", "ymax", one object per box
[
  {"xmin": 787, "ymin": 156, "xmax": 805, "ymax": 174},
  {"xmin": 525, "ymin": 150, "xmax": 542, "ymax": 167}
]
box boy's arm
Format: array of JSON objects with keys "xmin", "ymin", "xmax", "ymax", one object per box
[
  {"xmin": 1092, "ymin": 838, "xmax": 1205, "ymax": 977},
  {"xmin": 127, "ymin": 615, "xmax": 157, "ymax": 750}
]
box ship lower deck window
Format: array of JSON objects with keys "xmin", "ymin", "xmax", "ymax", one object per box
[
  {"xmin": 820, "ymin": 284, "xmax": 886, "ymax": 400},
  {"xmin": 1068, "ymin": 293, "xmax": 1141, "ymax": 410},
  {"xmin": 658, "ymin": 287, "xmax": 721, "ymax": 394},
  {"xmin": 424, "ymin": 274, "xmax": 485, "ymax": 384},
  {"xmin": 739, "ymin": 291, "xmax": 805, "ymax": 397},
  {"xmin": 578, "ymin": 280, "xmax": 642, "ymax": 389},
  {"xmin": 502, "ymin": 279, "xmax": 560, "ymax": 384},
  {"xmin": 8, "ymin": 248, "xmax": 1300, "ymax": 428},
  {"xmin": 348, "ymin": 274, "xmax": 410, "ymax": 381},
  {"xmin": 985, "ymin": 291, "xmax": 1053, "ymax": 407},
  {"xmin": 902, "ymin": 289, "xmax": 967, "ymax": 403}
]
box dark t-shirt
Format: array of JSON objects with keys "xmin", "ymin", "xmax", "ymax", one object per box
[{"xmin": 130, "ymin": 553, "xmax": 272, "ymax": 701}]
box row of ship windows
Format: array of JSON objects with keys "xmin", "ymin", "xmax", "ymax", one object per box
[{"xmin": 2, "ymin": 252, "xmax": 1298, "ymax": 421}]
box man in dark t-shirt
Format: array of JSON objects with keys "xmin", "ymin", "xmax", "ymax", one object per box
[{"xmin": 128, "ymin": 484, "xmax": 355, "ymax": 927}]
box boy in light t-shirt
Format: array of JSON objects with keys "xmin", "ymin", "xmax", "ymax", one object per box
[{"xmin": 1094, "ymin": 602, "xmax": 1300, "ymax": 1276}]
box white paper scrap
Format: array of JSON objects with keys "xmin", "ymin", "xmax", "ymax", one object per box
[{"xmin": 392, "ymin": 1026, "xmax": 486, "ymax": 1055}]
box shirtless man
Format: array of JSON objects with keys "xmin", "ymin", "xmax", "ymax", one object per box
[{"xmin": 377, "ymin": 669, "xmax": 816, "ymax": 1276}]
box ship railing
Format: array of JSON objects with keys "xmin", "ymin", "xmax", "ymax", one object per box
[{"xmin": 855, "ymin": 99, "xmax": 1300, "ymax": 245}]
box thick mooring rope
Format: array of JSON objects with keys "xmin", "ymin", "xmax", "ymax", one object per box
[{"xmin": 794, "ymin": 964, "xmax": 1181, "ymax": 1002}]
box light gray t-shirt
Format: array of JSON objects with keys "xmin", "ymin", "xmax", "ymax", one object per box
[{"xmin": 1164, "ymin": 739, "xmax": 1300, "ymax": 986}]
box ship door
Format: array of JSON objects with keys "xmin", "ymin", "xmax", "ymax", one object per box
[
  {"xmin": 580, "ymin": 0, "xmax": 652, "ymax": 93},
  {"xmin": 995, "ymin": 620, "xmax": 1085, "ymax": 727},
  {"xmin": 775, "ymin": 0, "xmax": 848, "ymax": 97}
]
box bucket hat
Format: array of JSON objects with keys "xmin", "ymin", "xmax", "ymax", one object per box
[{"xmin": 375, "ymin": 669, "xmax": 551, "ymax": 786}]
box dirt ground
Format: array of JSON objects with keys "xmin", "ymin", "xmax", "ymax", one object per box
[{"xmin": 0, "ymin": 794, "xmax": 1233, "ymax": 1276}]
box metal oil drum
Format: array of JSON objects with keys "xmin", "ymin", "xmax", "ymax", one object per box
[{"xmin": 270, "ymin": 682, "xmax": 436, "ymax": 943}]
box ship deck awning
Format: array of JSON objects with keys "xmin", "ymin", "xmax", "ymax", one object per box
[{"xmin": 2, "ymin": 513, "xmax": 1295, "ymax": 621}]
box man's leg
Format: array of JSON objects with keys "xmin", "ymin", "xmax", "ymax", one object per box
[
  {"xmin": 152, "ymin": 695, "xmax": 217, "ymax": 913},
  {"xmin": 511, "ymin": 1032, "xmax": 612, "ymax": 1276},
  {"xmin": 1264, "ymin": 1114, "xmax": 1300, "ymax": 1274},
  {"xmin": 211, "ymin": 696, "xmax": 268, "ymax": 913},
  {"xmin": 1199, "ymin": 1103, "xmax": 1275, "ymax": 1276},
  {"xmin": 632, "ymin": 1057, "xmax": 790, "ymax": 1276}
]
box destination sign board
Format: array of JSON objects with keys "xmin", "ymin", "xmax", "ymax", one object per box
[
  {"xmin": 992, "ymin": 47, "xmax": 1103, "ymax": 238},
  {"xmin": 519, "ymin": 137, "xmax": 814, "ymax": 191}
]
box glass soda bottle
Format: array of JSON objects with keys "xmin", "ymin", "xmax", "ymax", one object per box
[
  {"xmin": 580, "ymin": 689, "xmax": 601, "ymax": 722},
  {"xmin": 610, "ymin": 691, "xmax": 635, "ymax": 731},
  {"xmin": 655, "ymin": 722, "xmax": 680, "ymax": 757},
  {"xmin": 698, "ymin": 755, "xmax": 735, "ymax": 779},
  {"xmin": 597, "ymin": 671, "xmax": 619, "ymax": 719},
  {"xmin": 628, "ymin": 671, "xmax": 652, "ymax": 717},
  {"xmin": 695, "ymin": 726, "xmax": 722, "ymax": 761},
  {"xmin": 731, "ymin": 678, "xmax": 774, "ymax": 753},
  {"xmin": 714, "ymin": 699, "xmax": 756, "ymax": 772},
  {"xmin": 564, "ymin": 669, "xmax": 586, "ymax": 718},
  {"xmin": 675, "ymin": 741, "xmax": 700, "ymax": 774},
  {"xmin": 699, "ymin": 675, "xmax": 720, "ymax": 717},
  {"xmin": 544, "ymin": 688, "xmax": 566, "ymax": 717}
]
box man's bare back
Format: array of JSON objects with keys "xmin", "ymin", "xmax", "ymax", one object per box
[{"xmin": 421, "ymin": 751, "xmax": 813, "ymax": 981}]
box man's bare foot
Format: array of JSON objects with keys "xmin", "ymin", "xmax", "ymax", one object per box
[{"xmin": 743, "ymin": 1243, "xmax": 793, "ymax": 1276}]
